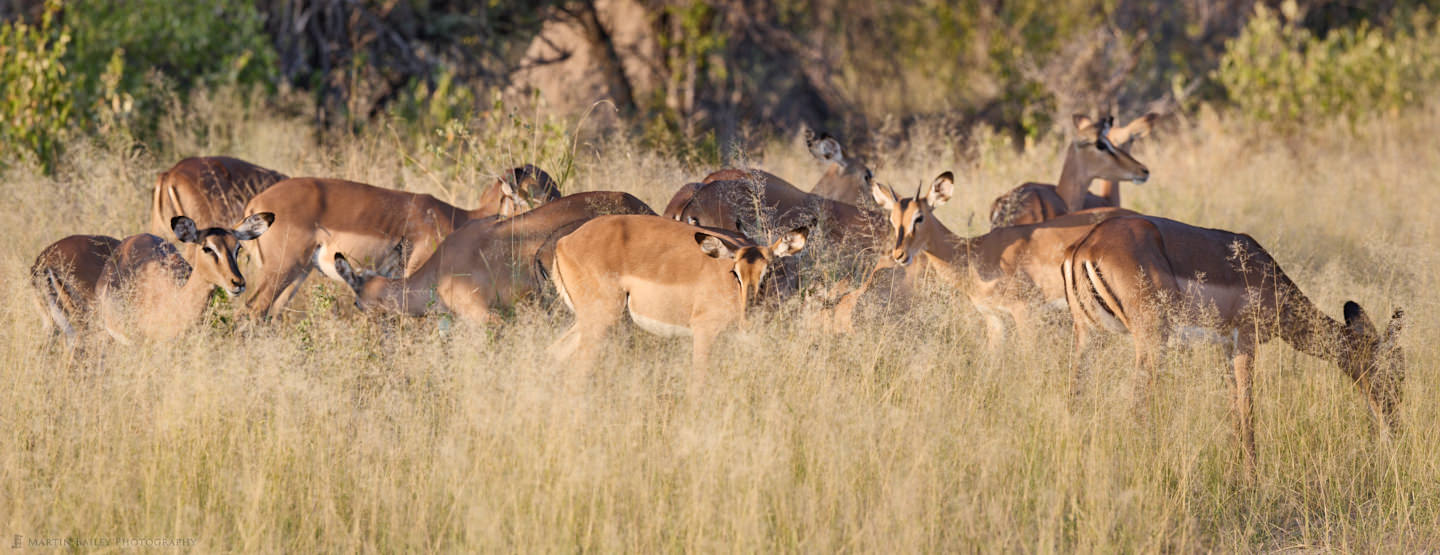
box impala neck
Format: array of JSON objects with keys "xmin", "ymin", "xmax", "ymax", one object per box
[
  {"xmin": 1091, "ymin": 179, "xmax": 1120, "ymax": 207},
  {"xmin": 365, "ymin": 275, "xmax": 436, "ymax": 317},
  {"xmin": 916, "ymin": 208, "xmax": 982, "ymax": 288},
  {"xmin": 174, "ymin": 250, "xmax": 218, "ymax": 324},
  {"xmin": 1274, "ymin": 281, "xmax": 1349, "ymax": 371},
  {"xmin": 1055, "ymin": 145, "xmax": 1094, "ymax": 213}
]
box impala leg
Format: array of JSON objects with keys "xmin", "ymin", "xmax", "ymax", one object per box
[
  {"xmin": 1069, "ymin": 322, "xmax": 1095, "ymax": 407},
  {"xmin": 982, "ymin": 311, "xmax": 1008, "ymax": 352},
  {"xmin": 1231, "ymin": 331, "xmax": 1257, "ymax": 477},
  {"xmin": 566, "ymin": 293, "xmax": 626, "ymax": 376},
  {"xmin": 689, "ymin": 325, "xmax": 720, "ymax": 387},
  {"xmin": 1130, "ymin": 315, "xmax": 1167, "ymax": 425},
  {"xmin": 245, "ymin": 244, "xmax": 314, "ymax": 319},
  {"xmin": 438, "ymin": 277, "xmax": 501, "ymax": 325},
  {"xmin": 404, "ymin": 236, "xmax": 440, "ymax": 277}
]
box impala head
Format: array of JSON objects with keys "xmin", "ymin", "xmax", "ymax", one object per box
[
  {"xmin": 331, "ymin": 253, "xmax": 387, "ymax": 312},
  {"xmin": 1340, "ymin": 301, "xmax": 1406, "ymax": 431},
  {"xmin": 695, "ymin": 227, "xmax": 808, "ymax": 307},
  {"xmin": 1072, "ymin": 115, "xmax": 1150, "ymax": 184},
  {"xmin": 805, "ymin": 128, "xmax": 875, "ymax": 200},
  {"xmin": 870, "ymin": 171, "xmax": 954, "ymax": 266},
  {"xmin": 171, "ymin": 213, "xmax": 272, "ymax": 297}
]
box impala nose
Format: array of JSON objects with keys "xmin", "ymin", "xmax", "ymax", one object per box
[
  {"xmin": 230, "ymin": 280, "xmax": 246, "ymax": 295},
  {"xmin": 892, "ymin": 249, "xmax": 910, "ymax": 266},
  {"xmin": 1134, "ymin": 169, "xmax": 1150, "ymax": 184}
]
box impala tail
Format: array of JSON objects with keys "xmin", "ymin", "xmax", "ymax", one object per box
[
  {"xmin": 1062, "ymin": 232, "xmax": 1129, "ymax": 334},
  {"xmin": 37, "ymin": 268, "xmax": 78, "ymax": 340}
]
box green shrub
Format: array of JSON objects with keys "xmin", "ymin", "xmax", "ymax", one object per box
[
  {"xmin": 0, "ymin": 1, "xmax": 74, "ymax": 173},
  {"xmin": 1216, "ymin": 1, "xmax": 1440, "ymax": 124},
  {"xmin": 0, "ymin": 0, "xmax": 278, "ymax": 173}
]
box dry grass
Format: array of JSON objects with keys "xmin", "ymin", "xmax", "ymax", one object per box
[{"xmin": 2, "ymin": 96, "xmax": 1438, "ymax": 551}]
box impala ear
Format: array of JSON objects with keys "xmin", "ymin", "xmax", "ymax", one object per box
[
  {"xmin": 808, "ymin": 134, "xmax": 845, "ymax": 165},
  {"xmin": 495, "ymin": 178, "xmax": 530, "ymax": 218},
  {"xmin": 1074, "ymin": 115, "xmax": 1102, "ymax": 144},
  {"xmin": 171, "ymin": 216, "xmax": 200, "ymax": 244},
  {"xmin": 926, "ymin": 171, "xmax": 955, "ymax": 207},
  {"xmin": 1108, "ymin": 112, "xmax": 1159, "ymax": 146},
  {"xmin": 1383, "ymin": 308, "xmax": 1405, "ymax": 344},
  {"xmin": 332, "ymin": 253, "xmax": 364, "ymax": 293},
  {"xmin": 1344, "ymin": 301, "xmax": 1379, "ymax": 339},
  {"xmin": 771, "ymin": 227, "xmax": 809, "ymax": 257},
  {"xmin": 696, "ymin": 233, "xmax": 735, "ymax": 259},
  {"xmin": 871, "ymin": 181, "xmax": 897, "ymax": 211},
  {"xmin": 234, "ymin": 212, "xmax": 273, "ymax": 240}
]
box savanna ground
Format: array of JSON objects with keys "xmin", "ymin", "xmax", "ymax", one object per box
[{"xmin": 2, "ymin": 93, "xmax": 1439, "ymax": 551}]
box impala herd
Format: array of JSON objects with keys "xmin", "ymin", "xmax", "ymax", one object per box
[{"xmin": 29, "ymin": 114, "xmax": 1405, "ymax": 473}]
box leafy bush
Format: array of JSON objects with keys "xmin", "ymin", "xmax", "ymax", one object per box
[
  {"xmin": 1216, "ymin": 1, "xmax": 1440, "ymax": 124},
  {"xmin": 0, "ymin": 1, "xmax": 74, "ymax": 173},
  {"xmin": 0, "ymin": 0, "xmax": 278, "ymax": 173}
]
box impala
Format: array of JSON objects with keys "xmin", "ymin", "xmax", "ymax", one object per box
[
  {"xmin": 548, "ymin": 215, "xmax": 806, "ymax": 374},
  {"xmin": 330, "ymin": 191, "xmax": 655, "ymax": 324},
  {"xmin": 96, "ymin": 214, "xmax": 273, "ymax": 343},
  {"xmin": 668, "ymin": 170, "xmax": 887, "ymax": 252},
  {"xmin": 869, "ymin": 172, "xmax": 1144, "ymax": 347},
  {"xmin": 662, "ymin": 129, "xmax": 875, "ymax": 221},
  {"xmin": 989, "ymin": 114, "xmax": 1155, "ymax": 228},
  {"xmin": 31, "ymin": 235, "xmax": 122, "ymax": 342},
  {"xmin": 150, "ymin": 156, "xmax": 288, "ymax": 235},
  {"xmin": 1061, "ymin": 215, "xmax": 1404, "ymax": 472},
  {"xmin": 240, "ymin": 165, "xmax": 559, "ymax": 317}
]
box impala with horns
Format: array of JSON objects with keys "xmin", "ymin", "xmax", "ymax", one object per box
[
  {"xmin": 869, "ymin": 171, "xmax": 1143, "ymax": 347},
  {"xmin": 150, "ymin": 156, "xmax": 288, "ymax": 236},
  {"xmin": 240, "ymin": 165, "xmax": 560, "ymax": 318},
  {"xmin": 662, "ymin": 129, "xmax": 875, "ymax": 219},
  {"xmin": 1061, "ymin": 215, "xmax": 1404, "ymax": 473},
  {"xmin": 31, "ymin": 235, "xmax": 122, "ymax": 343},
  {"xmin": 96, "ymin": 214, "xmax": 272, "ymax": 343},
  {"xmin": 549, "ymin": 215, "xmax": 807, "ymax": 375},
  {"xmin": 989, "ymin": 114, "xmax": 1155, "ymax": 228},
  {"xmin": 330, "ymin": 191, "xmax": 655, "ymax": 324}
]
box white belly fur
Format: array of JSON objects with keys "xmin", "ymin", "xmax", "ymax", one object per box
[{"xmin": 628, "ymin": 297, "xmax": 691, "ymax": 337}]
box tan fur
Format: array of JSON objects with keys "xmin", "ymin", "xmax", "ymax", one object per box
[
  {"xmin": 1061, "ymin": 215, "xmax": 1406, "ymax": 474},
  {"xmin": 871, "ymin": 173, "xmax": 1135, "ymax": 348},
  {"xmin": 240, "ymin": 167, "xmax": 556, "ymax": 318},
  {"xmin": 989, "ymin": 113, "xmax": 1155, "ymax": 228},
  {"xmin": 97, "ymin": 214, "xmax": 272, "ymax": 343},
  {"xmin": 30, "ymin": 235, "xmax": 122, "ymax": 342},
  {"xmin": 149, "ymin": 156, "xmax": 288, "ymax": 236},
  {"xmin": 331, "ymin": 191, "xmax": 654, "ymax": 325},
  {"xmin": 548, "ymin": 215, "xmax": 806, "ymax": 378}
]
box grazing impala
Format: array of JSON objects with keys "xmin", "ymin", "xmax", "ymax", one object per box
[
  {"xmin": 668, "ymin": 170, "xmax": 887, "ymax": 252},
  {"xmin": 868, "ymin": 172, "xmax": 1144, "ymax": 347},
  {"xmin": 989, "ymin": 114, "xmax": 1155, "ymax": 228},
  {"xmin": 150, "ymin": 156, "xmax": 288, "ymax": 235},
  {"xmin": 1061, "ymin": 215, "xmax": 1405, "ymax": 472},
  {"xmin": 96, "ymin": 214, "xmax": 273, "ymax": 343},
  {"xmin": 662, "ymin": 130, "xmax": 875, "ymax": 221},
  {"xmin": 241, "ymin": 165, "xmax": 559, "ymax": 317},
  {"xmin": 31, "ymin": 235, "xmax": 122, "ymax": 342},
  {"xmin": 548, "ymin": 215, "xmax": 807, "ymax": 374},
  {"xmin": 330, "ymin": 191, "xmax": 655, "ymax": 324}
]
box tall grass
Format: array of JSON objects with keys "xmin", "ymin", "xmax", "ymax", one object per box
[{"xmin": 1, "ymin": 95, "xmax": 1437, "ymax": 551}]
